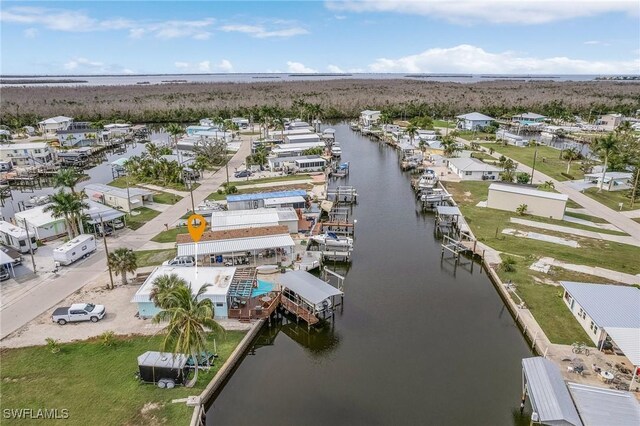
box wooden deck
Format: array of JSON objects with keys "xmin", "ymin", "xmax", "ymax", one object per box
[
  {"xmin": 228, "ymin": 292, "xmax": 281, "ymax": 322},
  {"xmin": 280, "ymin": 297, "xmax": 319, "ymax": 326}
]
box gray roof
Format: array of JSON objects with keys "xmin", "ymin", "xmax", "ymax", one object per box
[
  {"xmin": 84, "ymin": 183, "xmax": 153, "ymax": 199},
  {"xmin": 560, "ymin": 282, "xmax": 640, "ymax": 329},
  {"xmin": 514, "ymin": 112, "xmax": 546, "ymax": 119},
  {"xmin": 435, "ymin": 205, "xmax": 461, "ymax": 216},
  {"xmin": 279, "ymin": 270, "xmax": 343, "ymax": 305},
  {"xmin": 448, "ymin": 157, "xmax": 503, "ymax": 172},
  {"xmin": 567, "ymin": 383, "xmax": 640, "ymax": 426},
  {"xmin": 522, "ymin": 357, "xmax": 583, "ymax": 426},
  {"xmin": 489, "ymin": 183, "xmax": 568, "ymax": 201},
  {"xmin": 456, "ymin": 112, "xmax": 494, "ymax": 121},
  {"xmin": 137, "ymin": 351, "xmax": 188, "ymax": 369}
]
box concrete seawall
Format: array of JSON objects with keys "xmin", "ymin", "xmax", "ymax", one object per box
[{"xmin": 190, "ymin": 319, "xmax": 266, "ymax": 426}]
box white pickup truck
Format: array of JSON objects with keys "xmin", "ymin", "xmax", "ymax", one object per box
[{"xmin": 52, "ymin": 303, "xmax": 106, "ymax": 325}]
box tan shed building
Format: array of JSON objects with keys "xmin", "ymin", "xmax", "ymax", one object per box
[{"xmin": 487, "ymin": 183, "xmax": 568, "ymax": 219}]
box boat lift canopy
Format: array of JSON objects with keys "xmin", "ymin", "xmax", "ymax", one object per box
[{"xmin": 279, "ymin": 270, "xmax": 343, "ymax": 305}]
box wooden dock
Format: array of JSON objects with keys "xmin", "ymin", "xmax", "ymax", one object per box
[{"xmin": 280, "ymin": 297, "xmax": 319, "ymax": 326}]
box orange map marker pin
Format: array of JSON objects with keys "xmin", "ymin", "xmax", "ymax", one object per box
[{"xmin": 187, "ymin": 214, "xmax": 206, "ymax": 242}]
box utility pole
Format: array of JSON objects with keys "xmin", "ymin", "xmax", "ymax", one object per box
[
  {"xmin": 187, "ymin": 178, "xmax": 195, "ymax": 213},
  {"xmin": 22, "ymin": 219, "xmax": 36, "ymax": 273},
  {"xmin": 631, "ymin": 167, "xmax": 640, "ymax": 209},
  {"xmin": 100, "ymin": 214, "xmax": 115, "ymax": 289},
  {"xmin": 530, "ymin": 148, "xmax": 538, "ymax": 185}
]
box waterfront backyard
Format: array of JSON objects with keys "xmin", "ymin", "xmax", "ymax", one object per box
[{"xmin": 0, "ymin": 332, "xmax": 245, "ymax": 425}]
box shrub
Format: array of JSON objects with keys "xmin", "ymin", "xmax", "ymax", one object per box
[
  {"xmin": 500, "ymin": 256, "xmax": 517, "ymax": 272},
  {"xmin": 516, "ymin": 204, "xmax": 528, "ymax": 215},
  {"xmin": 100, "ymin": 331, "xmax": 116, "ymax": 347},
  {"xmin": 45, "ymin": 338, "xmax": 61, "ymax": 354},
  {"xmin": 560, "ymin": 172, "xmax": 575, "ymax": 180},
  {"xmin": 516, "ymin": 173, "xmax": 530, "ymax": 184}
]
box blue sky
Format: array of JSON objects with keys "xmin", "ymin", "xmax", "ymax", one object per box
[{"xmin": 1, "ymin": 1, "xmax": 639, "ymax": 74}]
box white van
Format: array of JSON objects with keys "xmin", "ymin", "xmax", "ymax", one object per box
[
  {"xmin": 53, "ymin": 234, "xmax": 97, "ymax": 266},
  {"xmin": 162, "ymin": 256, "xmax": 196, "ymax": 267}
]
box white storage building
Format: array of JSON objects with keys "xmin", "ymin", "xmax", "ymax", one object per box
[{"xmin": 487, "ymin": 183, "xmax": 568, "ymax": 219}]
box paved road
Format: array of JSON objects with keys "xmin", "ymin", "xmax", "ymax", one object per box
[
  {"xmin": 454, "ymin": 136, "xmax": 640, "ymax": 242},
  {"xmin": 0, "ymin": 139, "xmax": 252, "ymax": 340}
]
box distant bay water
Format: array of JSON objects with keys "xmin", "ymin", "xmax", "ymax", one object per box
[{"xmin": 0, "ymin": 73, "xmax": 627, "ymax": 87}]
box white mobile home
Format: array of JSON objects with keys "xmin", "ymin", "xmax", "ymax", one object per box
[
  {"xmin": 284, "ymin": 133, "xmax": 321, "ymax": 144},
  {"xmin": 84, "ymin": 183, "xmax": 154, "ymax": 213},
  {"xmin": 210, "ymin": 208, "xmax": 299, "ymax": 233},
  {"xmin": 487, "ymin": 183, "xmax": 568, "ymax": 220},
  {"xmin": 456, "ymin": 112, "xmax": 494, "ymax": 131},
  {"xmin": 226, "ymin": 190, "xmax": 307, "ymax": 211},
  {"xmin": 267, "ymin": 155, "xmax": 325, "ymax": 172},
  {"xmin": 584, "ymin": 172, "xmax": 633, "ymax": 192},
  {"xmin": 271, "ymin": 142, "xmax": 325, "ymax": 157},
  {"xmin": 53, "ymin": 234, "xmax": 97, "ymax": 266},
  {"xmin": 0, "ymin": 220, "xmax": 38, "ymax": 254},
  {"xmin": 447, "ymin": 157, "xmax": 502, "ymax": 181},
  {"xmin": 231, "ymin": 117, "xmax": 249, "ymax": 128},
  {"xmin": 496, "ymin": 129, "xmax": 529, "ymax": 147},
  {"xmin": 132, "ymin": 266, "xmax": 236, "ymax": 319},
  {"xmin": 14, "ymin": 205, "xmax": 68, "ymax": 241}
]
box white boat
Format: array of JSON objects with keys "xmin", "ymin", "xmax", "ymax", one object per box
[
  {"xmin": 310, "ymin": 232, "xmax": 353, "ymax": 249},
  {"xmin": 331, "ymin": 143, "xmax": 342, "ymax": 158},
  {"xmin": 417, "ymin": 169, "xmax": 438, "ymax": 189},
  {"xmin": 420, "ymin": 188, "xmax": 451, "ymax": 203},
  {"xmin": 27, "ymin": 195, "xmax": 50, "ymax": 206},
  {"xmin": 195, "ymin": 200, "xmax": 225, "ymax": 216},
  {"xmin": 540, "ymin": 131, "xmax": 557, "ymax": 140}
]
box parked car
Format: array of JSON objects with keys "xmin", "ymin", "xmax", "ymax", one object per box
[
  {"xmin": 52, "ymin": 303, "xmax": 106, "ymax": 325},
  {"xmin": 112, "ymin": 218, "xmax": 125, "ymax": 230},
  {"xmin": 162, "ymin": 256, "xmax": 196, "ymax": 267},
  {"xmin": 96, "ymin": 224, "xmax": 113, "ymax": 237},
  {"xmin": 0, "ymin": 266, "xmax": 9, "ymax": 282},
  {"xmin": 1, "ymin": 245, "xmax": 23, "ymax": 265},
  {"xmin": 234, "ymin": 170, "xmax": 252, "ymax": 178}
]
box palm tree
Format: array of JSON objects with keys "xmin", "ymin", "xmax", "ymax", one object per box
[
  {"xmin": 562, "ymin": 147, "xmax": 581, "ymax": 175},
  {"xmin": 153, "ymin": 284, "xmax": 224, "ymax": 387},
  {"xmin": 193, "ymin": 139, "xmax": 228, "ymax": 169},
  {"xmin": 107, "ymin": 247, "xmax": 137, "ymax": 288},
  {"xmin": 592, "ymin": 133, "xmax": 619, "ymax": 192},
  {"xmin": 52, "ymin": 168, "xmax": 86, "ymax": 194},
  {"xmin": 405, "ymin": 123, "xmax": 418, "ymax": 147},
  {"xmin": 166, "ymin": 123, "xmax": 183, "ymax": 148},
  {"xmin": 441, "ymin": 135, "xmax": 459, "ymax": 157},
  {"xmin": 149, "ymin": 273, "xmax": 188, "ymax": 309},
  {"xmin": 43, "ymin": 190, "xmax": 88, "ymax": 238}
]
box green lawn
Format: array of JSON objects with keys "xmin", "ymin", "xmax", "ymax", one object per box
[
  {"xmin": 127, "ymin": 207, "xmax": 161, "ymax": 230},
  {"xmin": 443, "ymin": 181, "xmax": 640, "ymax": 274},
  {"xmin": 583, "ymin": 187, "xmax": 636, "ymax": 211},
  {"xmin": 135, "ymin": 249, "xmax": 177, "ymax": 267},
  {"xmin": 470, "ymin": 152, "xmax": 497, "ymax": 162},
  {"xmin": 153, "ymin": 192, "xmax": 184, "ymax": 204},
  {"xmin": 479, "ymin": 143, "xmax": 584, "ymax": 181},
  {"xmin": 233, "ymin": 174, "xmax": 313, "ymax": 186},
  {"xmin": 151, "ymin": 227, "xmax": 189, "ymax": 243},
  {"xmin": 433, "ymin": 120, "xmax": 453, "ymax": 128},
  {"xmin": 456, "ymin": 131, "xmax": 496, "ymax": 141},
  {"xmin": 109, "ymin": 177, "xmax": 197, "ymax": 192},
  {"xmin": 0, "ymin": 331, "xmax": 246, "ymax": 426},
  {"xmin": 563, "ymin": 211, "xmax": 608, "ymax": 224},
  {"xmin": 496, "ymin": 258, "xmax": 592, "ymax": 345}
]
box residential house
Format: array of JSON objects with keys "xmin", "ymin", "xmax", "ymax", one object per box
[
  {"xmin": 38, "ymin": 116, "xmax": 73, "ymax": 135},
  {"xmin": 560, "ymin": 282, "xmax": 639, "ymax": 368},
  {"xmin": 496, "ymin": 129, "xmax": 529, "ymax": 147},
  {"xmin": 267, "ymin": 155, "xmax": 326, "ymax": 173},
  {"xmin": 487, "ymin": 183, "xmax": 568, "ymax": 219},
  {"xmin": 447, "ymin": 157, "xmax": 503, "ymax": 180},
  {"xmin": 456, "ymin": 112, "xmax": 495, "ymax": 131},
  {"xmin": 511, "ymin": 112, "xmax": 546, "ymax": 125},
  {"xmin": 231, "ymin": 117, "xmax": 249, "ymax": 129},
  {"xmin": 284, "ymin": 133, "xmax": 321, "ymax": 144},
  {"xmin": 210, "ymin": 208, "xmax": 299, "ymax": 233},
  {"xmin": 226, "ymin": 190, "xmax": 307, "ymax": 211},
  {"xmin": 271, "ymin": 141, "xmax": 325, "ymax": 157},
  {"xmin": 186, "ymin": 125, "xmax": 216, "ymax": 135},
  {"xmin": 103, "ymin": 123, "xmax": 131, "ymax": 139},
  {"xmin": 56, "ymin": 122, "xmax": 103, "ymax": 147},
  {"xmin": 360, "ymin": 110, "xmax": 381, "ymax": 127},
  {"xmin": 597, "ymin": 113, "xmax": 623, "ymax": 131},
  {"xmin": 84, "ymin": 183, "xmax": 154, "ymax": 213},
  {"xmin": 132, "ymin": 266, "xmax": 236, "ymax": 319},
  {"xmin": 14, "ymin": 205, "xmax": 68, "ymax": 241},
  {"xmin": 0, "ymin": 143, "xmax": 55, "ymax": 167},
  {"xmin": 584, "ymin": 172, "xmax": 633, "ymax": 192}
]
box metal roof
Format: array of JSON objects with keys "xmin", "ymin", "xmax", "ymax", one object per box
[
  {"xmin": 602, "ymin": 327, "xmax": 640, "ymax": 367},
  {"xmin": 0, "ymin": 251, "xmax": 14, "ymax": 265},
  {"xmin": 456, "ymin": 112, "xmax": 495, "ymax": 121},
  {"xmin": 489, "ymin": 183, "xmax": 568, "ymax": 201},
  {"xmin": 137, "ymin": 351, "xmax": 188, "ymax": 369},
  {"xmin": 227, "ymin": 190, "xmax": 306, "ymax": 203},
  {"xmin": 263, "ymin": 196, "xmax": 306, "ymax": 206},
  {"xmin": 83, "ymin": 200, "xmax": 126, "ymax": 224},
  {"xmin": 279, "ymin": 270, "xmax": 343, "ymax": 305},
  {"xmin": 15, "ymin": 205, "xmax": 65, "ymax": 227},
  {"xmin": 522, "ymin": 357, "xmax": 583, "ymax": 426},
  {"xmin": 514, "ymin": 112, "xmax": 546, "ymax": 119},
  {"xmin": 0, "ymin": 221, "xmax": 28, "ymax": 239},
  {"xmin": 84, "ymin": 183, "xmax": 153, "ymax": 199},
  {"xmin": 132, "ymin": 266, "xmax": 236, "ymax": 303},
  {"xmin": 560, "ymin": 282, "xmax": 640, "ymax": 329},
  {"xmin": 448, "ymin": 157, "xmax": 503, "ymax": 172},
  {"xmin": 177, "ymin": 234, "xmax": 294, "ymax": 257},
  {"xmin": 435, "ymin": 205, "xmax": 461, "ymax": 216},
  {"xmin": 567, "ymin": 383, "xmax": 640, "ymax": 426}
]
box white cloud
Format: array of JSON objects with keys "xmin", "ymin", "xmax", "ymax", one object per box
[
  {"xmin": 174, "ymin": 60, "xmax": 234, "ymax": 73},
  {"xmin": 220, "ymin": 24, "xmax": 308, "ymax": 38},
  {"xmin": 334, "ymin": 15, "xmax": 347, "ymax": 20},
  {"xmin": 23, "ymin": 28, "xmax": 38, "ymax": 38},
  {"xmin": 584, "ymin": 40, "xmax": 610, "ymax": 46},
  {"xmin": 327, "ymin": 64, "xmax": 345, "ymax": 73},
  {"xmin": 61, "ymin": 57, "xmax": 133, "ymax": 74},
  {"xmin": 286, "ymin": 61, "xmax": 317, "ymax": 73},
  {"xmin": 326, "ymin": 0, "xmax": 639, "ymax": 25},
  {"xmin": 368, "ymin": 44, "xmax": 640, "ymax": 74},
  {"xmin": 0, "ymin": 6, "xmax": 215, "ymax": 39}
]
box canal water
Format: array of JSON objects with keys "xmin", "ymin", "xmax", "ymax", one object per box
[
  {"xmin": 1, "ymin": 132, "xmax": 169, "ymax": 221},
  {"xmin": 206, "ymin": 124, "xmax": 532, "ymax": 425}
]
